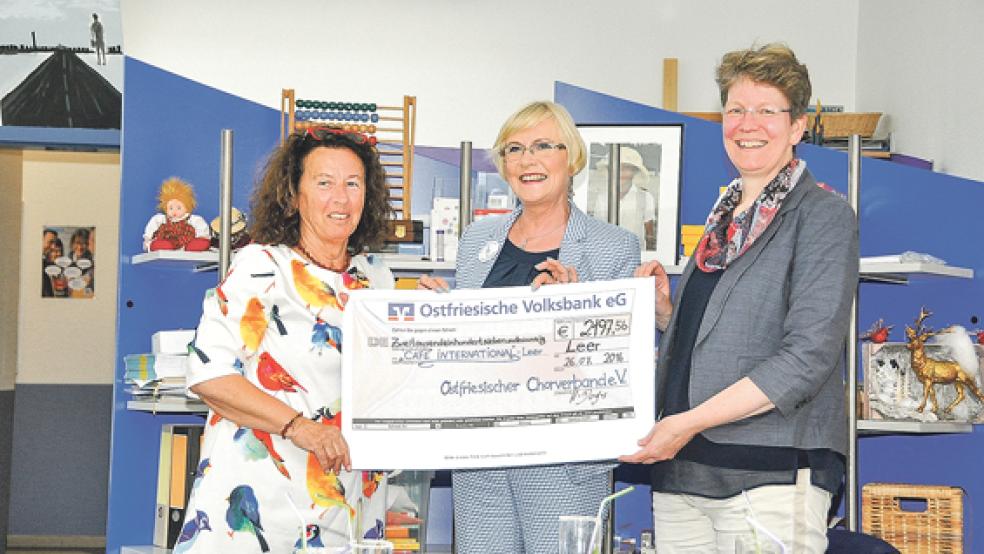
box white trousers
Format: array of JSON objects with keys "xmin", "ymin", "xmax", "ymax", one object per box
[{"xmin": 651, "ymin": 469, "xmax": 831, "ymax": 554}]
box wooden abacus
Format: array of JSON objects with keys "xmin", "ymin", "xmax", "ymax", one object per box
[{"xmin": 280, "ymin": 89, "xmax": 419, "ymax": 240}]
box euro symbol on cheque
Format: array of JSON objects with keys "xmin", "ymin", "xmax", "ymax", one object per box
[{"xmin": 556, "ymin": 322, "xmax": 570, "ymax": 340}]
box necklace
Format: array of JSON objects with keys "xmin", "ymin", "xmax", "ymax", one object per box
[
  {"xmin": 515, "ymin": 217, "xmax": 568, "ymax": 249},
  {"xmin": 294, "ymin": 242, "xmax": 349, "ymax": 272}
]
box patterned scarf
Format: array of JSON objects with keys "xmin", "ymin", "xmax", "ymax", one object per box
[{"xmin": 695, "ymin": 158, "xmax": 805, "ymax": 272}]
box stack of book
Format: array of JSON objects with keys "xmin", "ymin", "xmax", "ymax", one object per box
[
  {"xmin": 386, "ymin": 511, "xmax": 422, "ymax": 553},
  {"xmin": 124, "ymin": 329, "xmax": 195, "ymax": 401}
]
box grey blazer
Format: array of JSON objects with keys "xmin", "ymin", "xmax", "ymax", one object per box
[
  {"xmin": 657, "ymin": 168, "xmax": 858, "ymax": 455},
  {"xmin": 454, "ymin": 201, "xmax": 640, "ymax": 288},
  {"xmin": 453, "ymin": 201, "xmax": 641, "ymax": 479}
]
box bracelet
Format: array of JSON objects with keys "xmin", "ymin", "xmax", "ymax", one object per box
[{"xmin": 280, "ymin": 411, "xmax": 304, "ymax": 439}]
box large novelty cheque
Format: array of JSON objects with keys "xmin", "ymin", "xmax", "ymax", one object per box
[{"xmin": 341, "ymin": 277, "xmax": 656, "ymax": 470}]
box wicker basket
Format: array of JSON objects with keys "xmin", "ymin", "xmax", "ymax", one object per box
[
  {"xmin": 807, "ymin": 112, "xmax": 882, "ymax": 138},
  {"xmin": 862, "ymin": 483, "xmax": 963, "ymax": 553}
]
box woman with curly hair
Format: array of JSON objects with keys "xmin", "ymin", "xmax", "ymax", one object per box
[{"xmin": 178, "ymin": 128, "xmax": 394, "ymax": 552}]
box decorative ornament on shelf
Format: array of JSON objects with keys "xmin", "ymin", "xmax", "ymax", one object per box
[
  {"xmin": 209, "ymin": 207, "xmax": 251, "ymax": 250},
  {"xmin": 142, "ymin": 177, "xmax": 211, "ymax": 252},
  {"xmin": 864, "ymin": 308, "xmax": 984, "ymax": 423},
  {"xmin": 860, "ymin": 318, "xmax": 893, "ymax": 343},
  {"xmin": 905, "ymin": 307, "xmax": 984, "ymax": 415}
]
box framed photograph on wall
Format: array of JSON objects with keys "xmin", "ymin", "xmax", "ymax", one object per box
[
  {"xmin": 1, "ymin": 3, "xmax": 122, "ymax": 130},
  {"xmin": 572, "ymin": 124, "xmax": 682, "ymax": 266},
  {"xmin": 42, "ymin": 226, "xmax": 95, "ymax": 299}
]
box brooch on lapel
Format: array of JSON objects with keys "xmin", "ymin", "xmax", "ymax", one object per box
[{"xmin": 478, "ymin": 241, "xmax": 499, "ymax": 262}]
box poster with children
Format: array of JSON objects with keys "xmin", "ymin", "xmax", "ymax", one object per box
[{"xmin": 42, "ymin": 226, "xmax": 95, "ymax": 299}]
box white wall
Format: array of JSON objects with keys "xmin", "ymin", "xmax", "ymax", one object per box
[
  {"xmin": 857, "ymin": 0, "xmax": 984, "ymax": 180},
  {"xmin": 121, "ymin": 0, "xmax": 858, "ymax": 149},
  {"xmin": 17, "ymin": 151, "xmax": 120, "ymax": 385}
]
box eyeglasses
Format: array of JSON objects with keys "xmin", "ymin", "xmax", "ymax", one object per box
[
  {"xmin": 304, "ymin": 126, "xmax": 378, "ymax": 147},
  {"xmin": 723, "ymin": 106, "xmax": 792, "ymax": 120},
  {"xmin": 500, "ymin": 140, "xmax": 567, "ymax": 162}
]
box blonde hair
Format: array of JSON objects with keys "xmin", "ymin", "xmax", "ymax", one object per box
[
  {"xmin": 491, "ymin": 101, "xmax": 586, "ymax": 178},
  {"xmin": 158, "ymin": 177, "xmax": 197, "ymax": 213},
  {"xmin": 716, "ymin": 43, "xmax": 811, "ymax": 119}
]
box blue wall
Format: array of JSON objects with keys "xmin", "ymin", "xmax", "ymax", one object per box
[
  {"xmin": 557, "ymin": 81, "xmax": 984, "ymax": 550},
  {"xmin": 107, "ymin": 57, "xmax": 281, "ymax": 552}
]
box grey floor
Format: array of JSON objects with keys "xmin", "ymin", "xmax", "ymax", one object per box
[
  {"xmin": 7, "ymin": 548, "xmax": 106, "ymax": 554},
  {"xmin": 4, "ymin": 535, "xmax": 105, "ymax": 554}
]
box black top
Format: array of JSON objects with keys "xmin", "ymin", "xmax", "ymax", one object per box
[
  {"xmin": 650, "ymin": 267, "xmax": 844, "ymax": 498},
  {"xmin": 482, "ymin": 239, "xmax": 560, "ymax": 288}
]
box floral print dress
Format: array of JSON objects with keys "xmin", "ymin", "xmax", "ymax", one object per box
[{"xmin": 176, "ymin": 243, "xmax": 393, "ymax": 553}]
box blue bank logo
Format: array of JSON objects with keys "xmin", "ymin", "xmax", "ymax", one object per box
[{"xmin": 387, "ymin": 302, "xmax": 415, "ymax": 321}]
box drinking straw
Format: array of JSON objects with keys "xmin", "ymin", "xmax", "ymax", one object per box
[
  {"xmin": 742, "ymin": 490, "xmax": 787, "ymax": 554},
  {"xmin": 587, "ymin": 486, "xmax": 635, "ymax": 554},
  {"xmin": 284, "ymin": 491, "xmax": 307, "ymax": 552}
]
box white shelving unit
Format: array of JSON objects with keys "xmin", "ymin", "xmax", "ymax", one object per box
[
  {"xmin": 130, "ymin": 250, "xmax": 218, "ymax": 265},
  {"xmin": 121, "ymin": 546, "xmax": 170, "ymax": 554},
  {"xmin": 376, "ymin": 253, "xmax": 455, "ymax": 272},
  {"xmin": 858, "ymin": 420, "xmax": 973, "ymax": 436},
  {"xmin": 130, "ymin": 250, "xmax": 456, "ymax": 273},
  {"xmin": 132, "ymin": 250, "xmax": 974, "ymax": 281},
  {"xmin": 127, "ymin": 397, "xmax": 207, "ymax": 414},
  {"xmin": 858, "ymin": 260, "xmax": 974, "ymax": 284}
]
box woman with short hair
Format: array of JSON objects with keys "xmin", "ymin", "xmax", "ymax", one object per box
[{"xmin": 623, "ymin": 44, "xmax": 859, "ymax": 553}]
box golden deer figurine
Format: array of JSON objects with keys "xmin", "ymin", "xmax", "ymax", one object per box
[{"xmin": 904, "ymin": 307, "xmax": 984, "ymax": 414}]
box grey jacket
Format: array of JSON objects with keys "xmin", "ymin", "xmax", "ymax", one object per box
[
  {"xmin": 657, "ymin": 168, "xmax": 858, "ymax": 455},
  {"xmin": 454, "ymin": 201, "xmax": 640, "ymax": 288}
]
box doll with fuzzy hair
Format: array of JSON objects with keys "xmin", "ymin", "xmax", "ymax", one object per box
[{"xmin": 143, "ymin": 177, "xmax": 211, "ymax": 252}]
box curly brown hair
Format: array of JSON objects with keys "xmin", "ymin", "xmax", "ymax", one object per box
[
  {"xmin": 716, "ymin": 43, "xmax": 811, "ymax": 119},
  {"xmin": 249, "ymin": 129, "xmax": 391, "ymax": 254}
]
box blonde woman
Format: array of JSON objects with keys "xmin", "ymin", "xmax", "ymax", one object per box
[{"xmin": 420, "ymin": 101, "xmax": 640, "ymax": 553}]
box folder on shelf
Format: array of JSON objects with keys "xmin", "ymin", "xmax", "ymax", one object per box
[
  {"xmin": 154, "ymin": 423, "xmax": 205, "ymax": 549},
  {"xmin": 167, "ymin": 430, "xmax": 188, "ymax": 547},
  {"xmin": 152, "ymin": 425, "xmax": 174, "ymax": 547}
]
